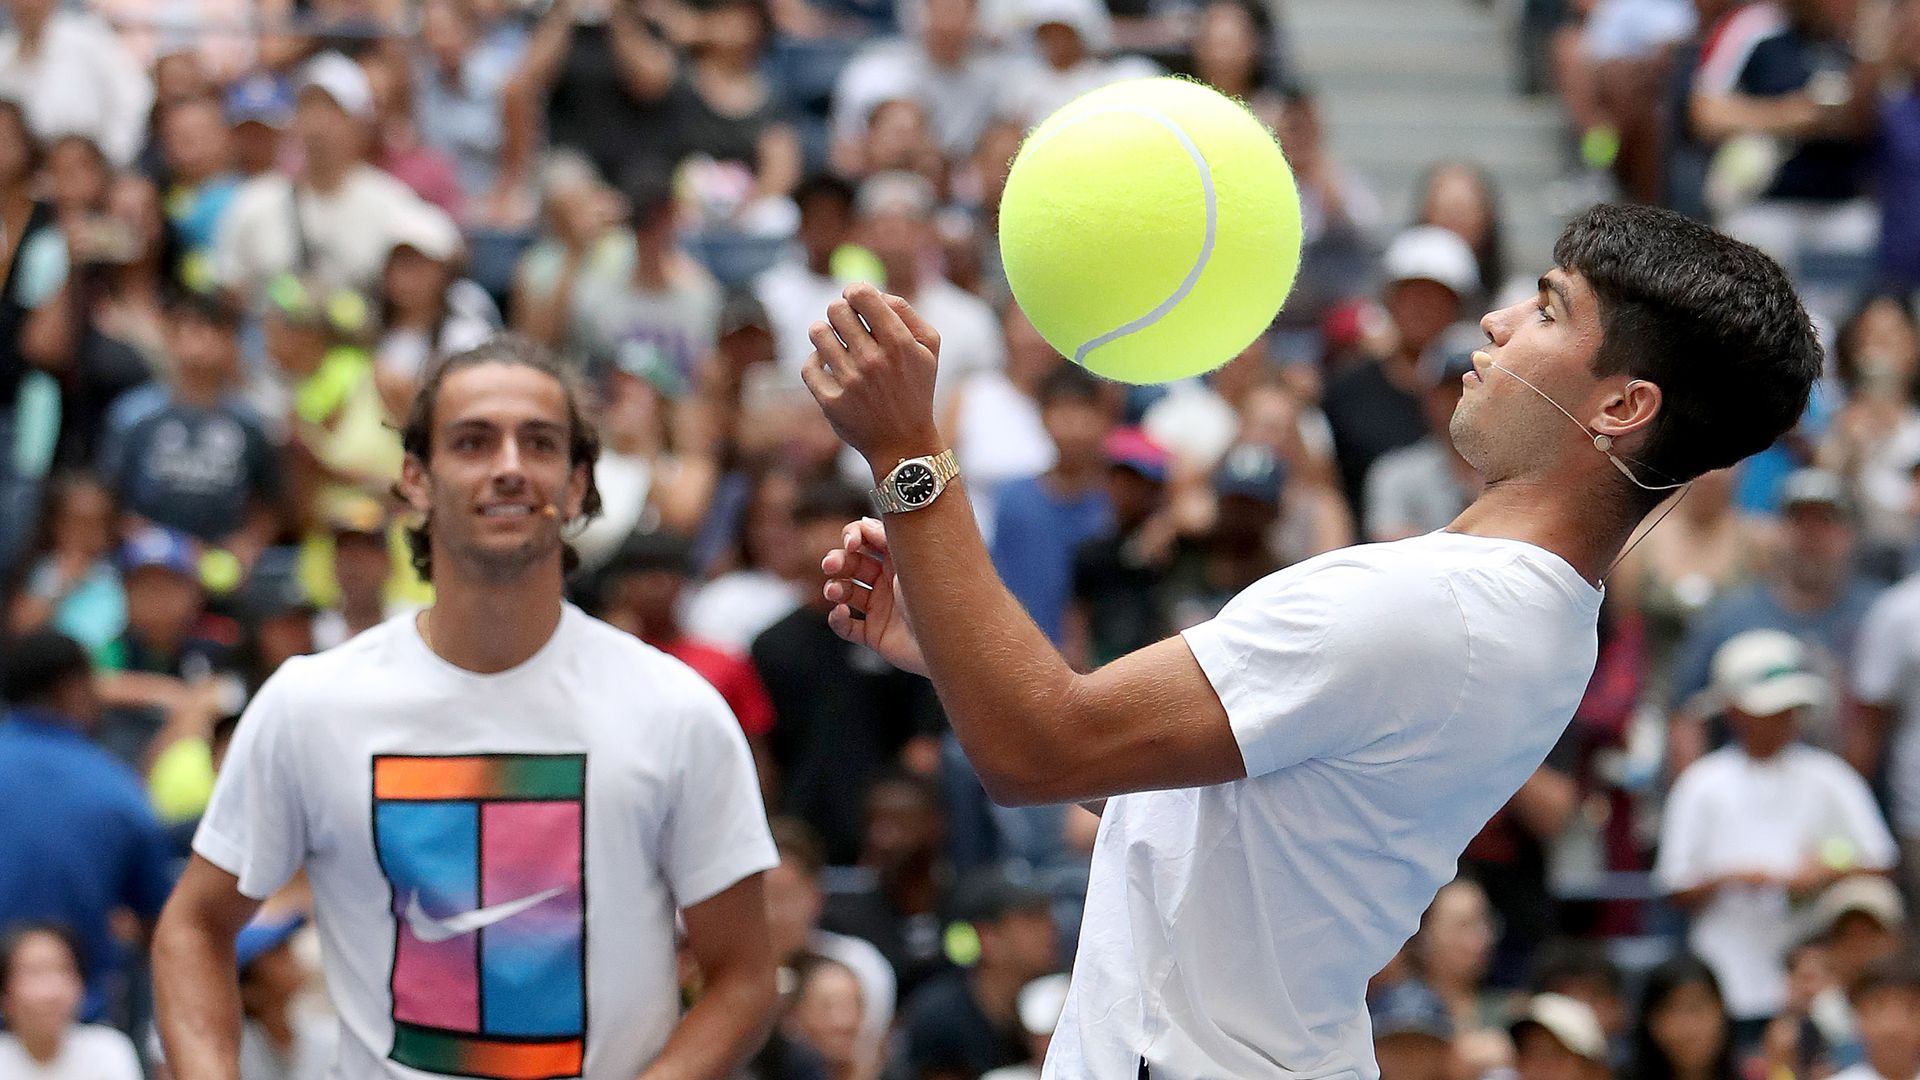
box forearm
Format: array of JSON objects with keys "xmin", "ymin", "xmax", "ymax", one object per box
[
  {"xmin": 636, "ymin": 967, "xmax": 776, "ymax": 1080},
  {"xmin": 864, "ymin": 458, "xmax": 1085, "ymax": 801},
  {"xmin": 152, "ymin": 912, "xmax": 247, "ymax": 1080},
  {"xmin": 1692, "ymin": 92, "xmax": 1820, "ymax": 141}
]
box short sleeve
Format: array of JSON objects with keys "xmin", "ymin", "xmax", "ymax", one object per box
[
  {"xmin": 192, "ymin": 667, "xmax": 310, "ymax": 899},
  {"xmin": 1852, "ymin": 588, "xmax": 1912, "ymax": 705},
  {"xmin": 659, "ymin": 679, "xmax": 777, "ymax": 908},
  {"xmin": 1828, "ymin": 759, "xmax": 1898, "ymax": 869},
  {"xmin": 1179, "ymin": 560, "xmax": 1464, "ymax": 778},
  {"xmin": 1652, "ymin": 765, "xmax": 1711, "ymax": 892},
  {"xmin": 13, "ymin": 227, "xmax": 67, "ymax": 309}
]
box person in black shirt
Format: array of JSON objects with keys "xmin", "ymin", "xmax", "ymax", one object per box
[
  {"xmin": 753, "ymin": 481, "xmax": 944, "ymax": 864},
  {"xmin": 821, "ymin": 773, "xmax": 954, "ymax": 1002},
  {"xmin": 1070, "ymin": 427, "xmax": 1174, "ymax": 669}
]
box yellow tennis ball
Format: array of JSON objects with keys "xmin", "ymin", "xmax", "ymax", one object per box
[{"xmin": 999, "ymin": 77, "xmax": 1302, "ymax": 385}]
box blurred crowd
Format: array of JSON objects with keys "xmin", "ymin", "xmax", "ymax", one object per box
[{"xmin": 4, "ymin": 0, "xmax": 1920, "ymax": 1077}]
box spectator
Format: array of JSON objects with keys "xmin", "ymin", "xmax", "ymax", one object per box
[
  {"xmin": 1509, "ymin": 993, "xmax": 1611, "ymax": 1080},
  {"xmin": 63, "ymin": 173, "xmax": 174, "ymax": 470},
  {"xmin": 1410, "ymin": 878, "xmax": 1512, "ymax": 1037},
  {"xmin": 230, "ymin": 913, "xmax": 334, "ymax": 1080},
  {"xmin": 832, "ymin": 0, "xmax": 1009, "ymax": 162},
  {"xmin": 100, "ymin": 291, "xmax": 283, "ymax": 563},
  {"xmin": 263, "ymin": 274, "xmax": 403, "ymax": 507},
  {"xmin": 0, "ymin": 630, "xmax": 174, "ymax": 1019},
  {"xmin": 673, "ymin": 0, "xmax": 803, "ymax": 237},
  {"xmin": 782, "ymin": 954, "xmax": 865, "ymax": 1080},
  {"xmin": 569, "ymin": 175, "xmax": 723, "ymax": 382},
  {"xmin": 511, "ymin": 152, "xmax": 633, "ymax": 349},
  {"xmin": 947, "ymin": 303, "xmax": 1064, "ymax": 547},
  {"xmin": 1626, "ymin": 956, "xmax": 1742, "ymax": 1080},
  {"xmin": 993, "ymin": 0, "xmax": 1157, "ymax": 130},
  {"xmin": 1070, "ymin": 427, "xmax": 1175, "ymax": 668},
  {"xmin": 1364, "ymin": 324, "xmax": 1483, "ymax": 542},
  {"xmin": 216, "ymin": 52, "xmax": 447, "ymax": 301},
  {"xmin": 757, "ymin": 173, "xmax": 859, "ymax": 377},
  {"xmin": 766, "ymin": 819, "xmax": 897, "ymax": 1063},
  {"xmin": 1368, "ymin": 980, "xmax": 1455, "ymax": 1080},
  {"xmin": 837, "ymin": 98, "xmax": 946, "ymax": 189},
  {"xmin": 851, "ymin": 171, "xmax": 1004, "ymax": 406},
  {"xmin": 1842, "ymin": 541, "xmax": 1920, "ymax": 894},
  {"xmin": 1609, "ymin": 467, "xmax": 1766, "ymax": 702},
  {"xmin": 223, "ymin": 72, "xmax": 294, "ymax": 181},
  {"xmin": 682, "ymin": 465, "xmax": 806, "ymax": 650},
  {"xmin": 1668, "ymin": 468, "xmax": 1883, "ymax": 768},
  {"xmin": 1763, "ymin": 939, "xmax": 1853, "ymax": 1080},
  {"xmin": 6, "ymin": 473, "xmax": 127, "ymax": 659},
  {"xmin": 981, "ymin": 973, "xmax": 1071, "ymax": 1080},
  {"xmin": 1832, "ymin": 958, "xmax": 1920, "ymax": 1080},
  {"xmin": 0, "ymin": 97, "xmax": 74, "ymax": 583},
  {"xmin": 160, "ymin": 95, "xmax": 244, "ymax": 294},
  {"xmin": 1656, "ymin": 629, "xmax": 1896, "ymax": 1043},
  {"xmin": 94, "ymin": 525, "xmax": 240, "ymax": 766},
  {"xmin": 1818, "ymin": 294, "xmax": 1920, "ymax": 570},
  {"xmin": 1322, "ymin": 225, "xmax": 1479, "ymax": 511},
  {"xmin": 0, "ymin": 925, "xmax": 141, "ymax": 1079},
  {"xmin": 990, "ymin": 364, "xmax": 1115, "ymax": 650},
  {"xmin": 600, "ymin": 529, "xmax": 777, "ymax": 751},
  {"xmin": 1529, "ymin": 943, "xmax": 1629, "ymax": 1069},
  {"xmin": 891, "ymin": 870, "xmax": 1058, "ymax": 1080},
  {"xmin": 753, "ymin": 482, "xmax": 944, "ymax": 864},
  {"xmin": 372, "ymin": 201, "xmax": 501, "ymax": 384},
  {"xmin": 0, "ymin": 0, "xmax": 153, "ymax": 169},
  {"xmin": 1270, "ymin": 85, "xmax": 1383, "ymax": 338},
  {"xmin": 309, "ymin": 495, "xmax": 402, "ymax": 649},
  {"xmin": 1778, "ymin": 876, "xmax": 1906, "ymax": 1072},
  {"xmin": 413, "ymin": 0, "xmax": 521, "ymax": 213},
  {"xmin": 821, "ymin": 773, "xmax": 953, "ymax": 1000},
  {"xmin": 1879, "ymin": 0, "xmax": 1920, "ymax": 293},
  {"xmin": 361, "ymin": 49, "xmax": 466, "ymax": 220},
  {"xmin": 1167, "ymin": 442, "xmax": 1289, "ymax": 628},
  {"xmin": 1414, "ymin": 161, "xmax": 1512, "ymax": 311},
  {"xmin": 1690, "ymin": 0, "xmax": 1878, "ymax": 270},
  {"xmin": 1187, "ymin": 0, "xmax": 1285, "ymax": 118}
]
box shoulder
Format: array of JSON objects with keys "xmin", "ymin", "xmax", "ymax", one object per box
[
  {"xmin": 1790, "ymin": 744, "xmax": 1871, "ymax": 785},
  {"xmin": 1674, "ymin": 746, "xmax": 1743, "ymax": 791}
]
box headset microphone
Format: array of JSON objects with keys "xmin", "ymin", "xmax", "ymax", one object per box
[{"xmin": 540, "ymin": 504, "xmax": 560, "ymax": 518}]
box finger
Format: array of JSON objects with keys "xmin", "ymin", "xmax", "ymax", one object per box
[
  {"xmin": 823, "ymin": 577, "xmax": 874, "ymax": 613},
  {"xmin": 806, "ymin": 320, "xmax": 850, "ymax": 372},
  {"xmin": 852, "ymin": 517, "xmax": 891, "ymax": 558},
  {"xmin": 827, "ymin": 604, "xmax": 867, "ymax": 642},
  {"xmin": 884, "ymin": 293, "xmax": 942, "ymax": 355},
  {"xmin": 846, "ymin": 283, "xmax": 919, "ymax": 357},
  {"xmin": 825, "ymin": 299, "xmax": 874, "ymax": 371},
  {"xmin": 822, "ymin": 548, "xmax": 886, "ymax": 586},
  {"xmin": 800, "ymin": 349, "xmax": 842, "ymax": 404}
]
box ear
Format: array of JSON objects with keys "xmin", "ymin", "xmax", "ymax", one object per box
[
  {"xmin": 398, "ymin": 453, "xmax": 432, "ymax": 516},
  {"xmin": 1591, "ymin": 378, "xmax": 1661, "ymax": 453}
]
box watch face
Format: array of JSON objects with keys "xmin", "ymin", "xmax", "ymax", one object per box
[{"xmin": 894, "ymin": 462, "xmax": 938, "ymax": 507}]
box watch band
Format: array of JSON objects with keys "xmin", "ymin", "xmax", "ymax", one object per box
[{"xmin": 872, "ymin": 449, "xmax": 960, "ymax": 514}]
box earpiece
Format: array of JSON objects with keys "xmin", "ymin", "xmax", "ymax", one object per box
[{"xmin": 1593, "ymin": 434, "xmax": 1612, "ymax": 453}]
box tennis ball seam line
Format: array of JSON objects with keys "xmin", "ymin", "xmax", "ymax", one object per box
[{"xmin": 1064, "ymin": 104, "xmax": 1218, "ymax": 367}]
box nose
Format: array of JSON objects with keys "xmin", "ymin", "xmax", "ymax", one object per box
[
  {"xmin": 491, "ymin": 437, "xmax": 528, "ymax": 489},
  {"xmin": 1479, "ymin": 306, "xmax": 1510, "ymax": 347}
]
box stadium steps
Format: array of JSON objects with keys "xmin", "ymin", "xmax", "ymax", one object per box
[{"xmin": 1285, "ymin": 0, "xmax": 1576, "ymax": 276}]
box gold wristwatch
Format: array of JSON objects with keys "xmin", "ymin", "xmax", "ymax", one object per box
[{"xmin": 871, "ymin": 450, "xmax": 960, "ymax": 514}]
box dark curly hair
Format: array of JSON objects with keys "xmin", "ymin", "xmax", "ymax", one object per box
[{"xmin": 393, "ymin": 337, "xmax": 604, "ymax": 583}]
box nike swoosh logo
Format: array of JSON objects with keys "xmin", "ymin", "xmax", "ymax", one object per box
[{"xmin": 404, "ymin": 887, "xmax": 566, "ymax": 943}]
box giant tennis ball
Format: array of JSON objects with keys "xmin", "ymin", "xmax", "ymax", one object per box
[{"xmin": 999, "ymin": 77, "xmax": 1302, "ymax": 385}]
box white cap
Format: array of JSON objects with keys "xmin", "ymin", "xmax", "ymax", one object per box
[
  {"xmin": 388, "ymin": 200, "xmax": 463, "ymax": 262},
  {"xmin": 1511, "ymin": 993, "xmax": 1608, "ymax": 1064},
  {"xmin": 1711, "ymin": 629, "xmax": 1828, "ymax": 718},
  {"xmin": 1016, "ymin": 973, "xmax": 1071, "ymax": 1036},
  {"xmin": 1019, "ymin": 0, "xmax": 1112, "ymax": 51},
  {"xmin": 299, "ymin": 52, "xmax": 375, "ymax": 121},
  {"xmin": 1383, "ymin": 225, "xmax": 1481, "ymax": 297},
  {"xmin": 1800, "ymin": 875, "xmax": 1906, "ymax": 944}
]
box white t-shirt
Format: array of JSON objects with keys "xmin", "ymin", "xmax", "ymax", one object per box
[
  {"xmin": 0, "ymin": 1026, "xmax": 143, "ymax": 1080},
  {"xmin": 194, "ymin": 604, "xmax": 777, "ymax": 1080},
  {"xmin": 1653, "ymin": 744, "xmax": 1895, "ymax": 1020},
  {"xmin": 911, "ymin": 279, "xmax": 1007, "ymax": 409},
  {"xmin": 755, "ymin": 261, "xmax": 849, "ymax": 379},
  {"xmin": 216, "ymin": 168, "xmax": 437, "ymax": 299},
  {"xmin": 952, "ymin": 370, "xmax": 1054, "ymax": 547},
  {"xmin": 1046, "ymin": 532, "xmax": 1603, "ymax": 1080},
  {"xmin": 1853, "ymin": 575, "xmax": 1920, "ymax": 833}
]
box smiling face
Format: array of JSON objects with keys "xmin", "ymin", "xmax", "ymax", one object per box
[
  {"xmin": 399, "ymin": 363, "xmax": 589, "ymax": 586},
  {"xmin": 1449, "ymin": 268, "xmax": 1625, "ymax": 488}
]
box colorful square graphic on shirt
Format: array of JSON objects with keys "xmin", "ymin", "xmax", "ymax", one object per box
[{"xmin": 372, "ymin": 754, "xmax": 587, "ymax": 1080}]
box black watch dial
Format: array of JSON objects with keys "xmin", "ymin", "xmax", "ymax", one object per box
[{"xmin": 894, "ymin": 462, "xmax": 938, "ymax": 507}]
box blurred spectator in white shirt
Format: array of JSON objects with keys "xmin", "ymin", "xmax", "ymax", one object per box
[
  {"xmin": 833, "ymin": 0, "xmax": 1010, "ymax": 161},
  {"xmin": 994, "ymin": 0, "xmax": 1157, "ymax": 130},
  {"xmin": 0, "ymin": 0, "xmax": 153, "ymax": 169}
]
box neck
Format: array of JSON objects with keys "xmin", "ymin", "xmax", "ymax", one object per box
[
  {"xmin": 1446, "ymin": 471, "xmax": 1640, "ymax": 587},
  {"xmin": 305, "ymin": 157, "xmax": 352, "ymax": 194},
  {"xmin": 174, "ymin": 373, "xmax": 227, "ymax": 408},
  {"xmin": 420, "ymin": 572, "xmax": 566, "ymax": 673},
  {"xmin": 1047, "ymin": 460, "xmax": 1103, "ymax": 494},
  {"xmin": 342, "ymin": 593, "xmax": 385, "ymax": 630},
  {"xmin": 1777, "ymin": 574, "xmax": 1841, "ymax": 612},
  {"xmin": 634, "ymin": 244, "xmax": 671, "ymax": 290},
  {"xmin": 16, "ymin": 1026, "xmax": 62, "ymax": 1064}
]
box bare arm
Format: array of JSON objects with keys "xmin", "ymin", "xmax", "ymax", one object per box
[
  {"xmin": 1690, "ymin": 91, "xmax": 1825, "ymax": 143},
  {"xmin": 638, "ymin": 875, "xmax": 778, "ymax": 1080},
  {"xmin": 153, "ymin": 856, "xmax": 264, "ymax": 1080},
  {"xmin": 806, "ymin": 285, "xmax": 1246, "ymax": 806},
  {"xmin": 1507, "ymin": 765, "xmax": 1578, "ymax": 840},
  {"xmin": 1849, "ymin": 700, "xmax": 1893, "ymax": 781},
  {"xmin": 608, "ymin": 5, "xmax": 678, "ymax": 103}
]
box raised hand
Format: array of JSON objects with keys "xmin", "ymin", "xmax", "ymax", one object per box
[
  {"xmin": 821, "ymin": 517, "xmax": 927, "ymax": 676},
  {"xmin": 801, "ymin": 283, "xmax": 944, "ymax": 471}
]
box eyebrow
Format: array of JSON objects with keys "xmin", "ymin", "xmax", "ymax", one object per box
[
  {"xmin": 445, "ymin": 418, "xmax": 569, "ymax": 437},
  {"xmin": 1539, "ymin": 275, "xmax": 1574, "ymax": 319}
]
